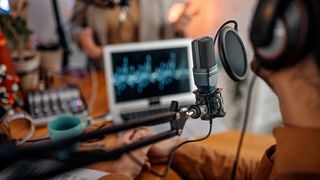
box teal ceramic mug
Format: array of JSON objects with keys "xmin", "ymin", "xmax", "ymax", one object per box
[{"xmin": 48, "ymin": 115, "xmax": 91, "ymax": 160}]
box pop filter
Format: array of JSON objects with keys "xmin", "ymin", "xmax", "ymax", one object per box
[{"xmin": 216, "ymin": 22, "xmax": 248, "ymax": 82}]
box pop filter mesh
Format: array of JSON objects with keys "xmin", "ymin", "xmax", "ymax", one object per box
[{"xmin": 224, "ymin": 31, "xmax": 247, "ymax": 79}]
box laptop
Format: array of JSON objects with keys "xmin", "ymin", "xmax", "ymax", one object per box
[{"xmin": 103, "ymin": 39, "xmax": 196, "ymax": 125}]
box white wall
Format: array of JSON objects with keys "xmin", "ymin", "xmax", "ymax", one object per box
[
  {"xmin": 28, "ymin": 0, "xmax": 75, "ymax": 43},
  {"xmin": 28, "ymin": 0, "xmax": 87, "ymax": 69}
]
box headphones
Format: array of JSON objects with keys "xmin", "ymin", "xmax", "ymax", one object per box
[{"xmin": 250, "ymin": 0, "xmax": 320, "ymax": 70}]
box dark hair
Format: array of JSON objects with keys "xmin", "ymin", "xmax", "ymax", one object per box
[{"xmin": 311, "ymin": 1, "xmax": 320, "ymax": 67}]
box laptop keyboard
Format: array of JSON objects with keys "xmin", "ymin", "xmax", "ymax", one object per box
[{"xmin": 121, "ymin": 107, "xmax": 170, "ymax": 123}]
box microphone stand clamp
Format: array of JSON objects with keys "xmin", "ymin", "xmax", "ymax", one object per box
[{"xmin": 188, "ymin": 88, "xmax": 226, "ymax": 120}]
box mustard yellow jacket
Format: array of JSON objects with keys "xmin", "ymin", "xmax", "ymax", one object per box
[{"xmin": 102, "ymin": 126, "xmax": 320, "ymax": 179}]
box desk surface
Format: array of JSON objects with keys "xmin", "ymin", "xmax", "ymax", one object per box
[{"xmin": 11, "ymin": 72, "xmax": 275, "ymax": 180}]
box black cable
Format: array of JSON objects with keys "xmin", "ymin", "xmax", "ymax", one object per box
[
  {"xmin": 51, "ymin": 0, "xmax": 71, "ymax": 68},
  {"xmin": 82, "ymin": 122, "xmax": 109, "ymax": 143},
  {"xmin": 230, "ymin": 64, "xmax": 261, "ymax": 180},
  {"xmin": 213, "ymin": 20, "xmax": 238, "ymax": 46},
  {"xmin": 128, "ymin": 119, "xmax": 213, "ymax": 178},
  {"xmin": 25, "ymin": 137, "xmax": 50, "ymax": 143}
]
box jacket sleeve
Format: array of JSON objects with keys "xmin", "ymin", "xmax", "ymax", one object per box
[
  {"xmin": 171, "ymin": 143, "xmax": 259, "ymax": 179},
  {"xmin": 99, "ymin": 173, "xmax": 132, "ymax": 180},
  {"xmin": 252, "ymin": 145, "xmax": 276, "ymax": 180},
  {"xmin": 272, "ymin": 126, "xmax": 320, "ymax": 179}
]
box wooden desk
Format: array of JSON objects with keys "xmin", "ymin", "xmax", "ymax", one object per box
[
  {"xmin": 12, "ymin": 72, "xmax": 109, "ymax": 140},
  {"xmin": 12, "ymin": 72, "xmax": 276, "ymax": 180}
]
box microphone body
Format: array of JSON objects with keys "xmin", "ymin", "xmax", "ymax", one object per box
[
  {"xmin": 190, "ymin": 37, "xmax": 225, "ymax": 120},
  {"xmin": 191, "ymin": 36, "xmax": 218, "ymax": 94}
]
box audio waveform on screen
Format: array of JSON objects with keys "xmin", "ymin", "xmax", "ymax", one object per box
[{"xmin": 112, "ymin": 53, "xmax": 189, "ymax": 96}]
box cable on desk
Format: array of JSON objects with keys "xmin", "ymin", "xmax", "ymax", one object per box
[
  {"xmin": 25, "ymin": 137, "xmax": 50, "ymax": 143},
  {"xmin": 128, "ymin": 119, "xmax": 213, "ymax": 178},
  {"xmin": 88, "ymin": 64, "xmax": 98, "ymax": 114},
  {"xmin": 230, "ymin": 63, "xmax": 261, "ymax": 180},
  {"xmin": 82, "ymin": 121, "xmax": 109, "ymax": 143}
]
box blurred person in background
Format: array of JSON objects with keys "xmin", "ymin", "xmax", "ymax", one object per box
[{"xmin": 70, "ymin": 0, "xmax": 198, "ymax": 67}]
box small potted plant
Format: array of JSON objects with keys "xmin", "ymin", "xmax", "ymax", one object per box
[{"xmin": 0, "ymin": 0, "xmax": 40, "ymax": 91}]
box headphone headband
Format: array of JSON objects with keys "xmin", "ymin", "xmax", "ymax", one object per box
[{"xmin": 250, "ymin": 0, "xmax": 287, "ymax": 47}]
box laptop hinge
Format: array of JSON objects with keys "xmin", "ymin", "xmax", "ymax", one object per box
[{"xmin": 149, "ymin": 97, "xmax": 160, "ymax": 106}]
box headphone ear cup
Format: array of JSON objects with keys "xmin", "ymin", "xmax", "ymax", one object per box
[
  {"xmin": 250, "ymin": 0, "xmax": 285, "ymax": 47},
  {"xmin": 309, "ymin": 1, "xmax": 320, "ymax": 67},
  {"xmin": 254, "ymin": 0, "xmax": 310, "ymax": 70},
  {"xmin": 218, "ymin": 26, "xmax": 247, "ymax": 81}
]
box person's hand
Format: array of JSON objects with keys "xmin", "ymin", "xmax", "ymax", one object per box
[
  {"xmin": 77, "ymin": 28, "xmax": 102, "ymax": 59},
  {"xmin": 148, "ymin": 138, "xmax": 180, "ymax": 164},
  {"xmin": 172, "ymin": 2, "xmax": 199, "ymax": 36},
  {"xmin": 110, "ymin": 127, "xmax": 153, "ymax": 178},
  {"xmin": 252, "ymin": 56, "xmax": 320, "ymax": 129}
]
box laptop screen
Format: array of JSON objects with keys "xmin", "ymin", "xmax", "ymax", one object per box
[
  {"xmin": 0, "ymin": 0, "xmax": 10, "ymax": 14},
  {"xmin": 111, "ymin": 47, "xmax": 191, "ymax": 103}
]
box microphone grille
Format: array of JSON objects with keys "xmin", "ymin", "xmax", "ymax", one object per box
[
  {"xmin": 225, "ymin": 31, "xmax": 247, "ymax": 77},
  {"xmin": 192, "ymin": 36, "xmax": 216, "ymax": 69}
]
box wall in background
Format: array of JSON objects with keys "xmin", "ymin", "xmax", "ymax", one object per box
[
  {"xmin": 28, "ymin": 0, "xmax": 87, "ymax": 69},
  {"xmin": 28, "ymin": 0, "xmax": 74, "ymax": 44}
]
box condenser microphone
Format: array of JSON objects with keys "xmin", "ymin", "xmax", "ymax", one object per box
[
  {"xmin": 191, "ymin": 36, "xmax": 218, "ymax": 94},
  {"xmin": 189, "ymin": 21, "xmax": 247, "ymax": 120},
  {"xmin": 189, "ymin": 36, "xmax": 223, "ymax": 120}
]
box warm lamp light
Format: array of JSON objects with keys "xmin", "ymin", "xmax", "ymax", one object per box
[{"xmin": 168, "ymin": 3, "xmax": 186, "ymax": 23}]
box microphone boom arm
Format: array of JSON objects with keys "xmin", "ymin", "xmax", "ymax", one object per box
[
  {"xmin": 22, "ymin": 130, "xmax": 179, "ymax": 179},
  {"xmin": 0, "ymin": 101, "xmax": 192, "ymax": 178}
]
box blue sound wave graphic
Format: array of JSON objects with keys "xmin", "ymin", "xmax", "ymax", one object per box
[{"xmin": 112, "ymin": 52, "xmax": 189, "ymax": 96}]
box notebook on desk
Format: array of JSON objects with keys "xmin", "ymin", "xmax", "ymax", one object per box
[{"xmin": 103, "ymin": 39, "xmax": 196, "ymax": 127}]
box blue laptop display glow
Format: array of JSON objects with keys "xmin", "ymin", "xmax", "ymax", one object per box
[
  {"xmin": 0, "ymin": 0, "xmax": 10, "ymax": 14},
  {"xmin": 111, "ymin": 47, "xmax": 191, "ymax": 102}
]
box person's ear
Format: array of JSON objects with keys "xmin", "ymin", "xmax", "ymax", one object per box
[{"xmin": 251, "ymin": 60, "xmax": 272, "ymax": 87}]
